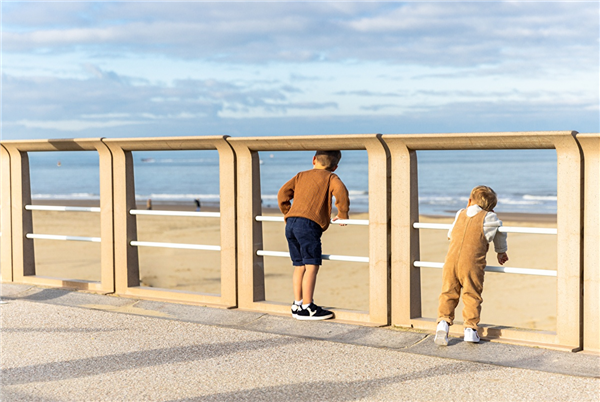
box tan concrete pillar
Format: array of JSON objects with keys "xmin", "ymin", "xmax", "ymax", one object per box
[
  {"xmin": 104, "ymin": 143, "xmax": 140, "ymax": 292},
  {"xmin": 1, "ymin": 144, "xmax": 13, "ymax": 282},
  {"xmin": 227, "ymin": 142, "xmax": 265, "ymax": 307},
  {"xmin": 553, "ymin": 134, "xmax": 583, "ymax": 351},
  {"xmin": 3, "ymin": 146, "xmax": 35, "ymax": 280},
  {"xmin": 384, "ymin": 140, "xmax": 420, "ymax": 326},
  {"xmin": 576, "ymin": 133, "xmax": 600, "ymax": 353}
]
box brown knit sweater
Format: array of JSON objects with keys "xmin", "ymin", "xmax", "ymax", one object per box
[{"xmin": 277, "ymin": 168, "xmax": 350, "ymax": 231}]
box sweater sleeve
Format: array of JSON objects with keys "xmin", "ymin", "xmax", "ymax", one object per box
[
  {"xmin": 331, "ymin": 175, "xmax": 350, "ymax": 219},
  {"xmin": 484, "ymin": 212, "xmax": 508, "ymax": 253},
  {"xmin": 277, "ymin": 176, "xmax": 296, "ymax": 215}
]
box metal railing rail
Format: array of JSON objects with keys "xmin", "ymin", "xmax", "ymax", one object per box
[
  {"xmin": 23, "ymin": 205, "xmax": 102, "ymax": 244},
  {"xmin": 130, "ymin": 209, "xmax": 220, "ymax": 218},
  {"xmin": 25, "ymin": 205, "xmax": 101, "ymax": 213},
  {"xmin": 26, "ymin": 233, "xmax": 101, "ymax": 243},
  {"xmin": 413, "ymin": 261, "xmax": 557, "ymax": 277},
  {"xmin": 413, "ymin": 222, "xmax": 557, "ymax": 235},
  {"xmin": 130, "ymin": 240, "xmax": 220, "ymax": 251},
  {"xmin": 256, "ymin": 215, "xmax": 370, "ymax": 263},
  {"xmin": 257, "ymin": 250, "xmax": 369, "ymax": 263},
  {"xmin": 256, "ymin": 215, "xmax": 369, "ymax": 226},
  {"xmin": 413, "ymin": 221, "xmax": 558, "ymax": 276}
]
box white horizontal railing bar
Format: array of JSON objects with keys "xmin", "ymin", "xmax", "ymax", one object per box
[
  {"xmin": 500, "ymin": 226, "xmax": 557, "ymax": 235},
  {"xmin": 26, "ymin": 233, "xmax": 101, "ymax": 243},
  {"xmin": 412, "ymin": 222, "xmax": 557, "ymax": 235},
  {"xmin": 25, "ymin": 205, "xmax": 101, "ymax": 213},
  {"xmin": 256, "ymin": 216, "xmax": 369, "ymax": 226},
  {"xmin": 130, "ymin": 209, "xmax": 220, "ymax": 218},
  {"xmin": 257, "ymin": 250, "xmax": 369, "ymax": 263},
  {"xmin": 130, "ymin": 240, "xmax": 221, "ymax": 251},
  {"xmin": 414, "ymin": 261, "xmax": 557, "ymax": 277}
]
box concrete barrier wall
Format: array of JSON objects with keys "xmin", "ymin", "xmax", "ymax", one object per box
[{"xmin": 0, "ymin": 132, "xmax": 597, "ymax": 352}]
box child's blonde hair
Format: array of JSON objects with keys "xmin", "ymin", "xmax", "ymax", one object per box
[
  {"xmin": 470, "ymin": 186, "xmax": 498, "ymax": 211},
  {"xmin": 315, "ymin": 150, "xmax": 342, "ymax": 170}
]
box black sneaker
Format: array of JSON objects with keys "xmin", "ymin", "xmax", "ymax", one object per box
[
  {"xmin": 295, "ymin": 303, "xmax": 334, "ymax": 321},
  {"xmin": 291, "ymin": 303, "xmax": 302, "ymax": 319}
]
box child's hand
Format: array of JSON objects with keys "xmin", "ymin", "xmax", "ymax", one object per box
[
  {"xmin": 332, "ymin": 216, "xmax": 347, "ymax": 227},
  {"xmin": 497, "ymin": 252, "xmax": 509, "ymax": 265}
]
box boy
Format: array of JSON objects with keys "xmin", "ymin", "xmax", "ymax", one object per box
[
  {"xmin": 277, "ymin": 150, "xmax": 350, "ymax": 320},
  {"xmin": 435, "ymin": 185, "xmax": 509, "ymax": 345}
]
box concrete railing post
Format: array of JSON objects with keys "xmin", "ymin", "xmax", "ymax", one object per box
[
  {"xmin": 1, "ymin": 144, "xmax": 13, "ymax": 282},
  {"xmin": 576, "ymin": 133, "xmax": 600, "ymax": 353}
]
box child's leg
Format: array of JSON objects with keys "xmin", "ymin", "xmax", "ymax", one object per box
[
  {"xmin": 301, "ymin": 264, "xmax": 320, "ymax": 305},
  {"xmin": 293, "ymin": 265, "xmax": 306, "ymax": 302},
  {"xmin": 438, "ymin": 264, "xmax": 461, "ymax": 325},
  {"xmin": 460, "ymin": 266, "xmax": 484, "ymax": 329}
]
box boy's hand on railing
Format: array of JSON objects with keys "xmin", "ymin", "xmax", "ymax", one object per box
[
  {"xmin": 497, "ymin": 252, "xmax": 509, "ymax": 265},
  {"xmin": 332, "ymin": 216, "xmax": 347, "ymax": 226}
]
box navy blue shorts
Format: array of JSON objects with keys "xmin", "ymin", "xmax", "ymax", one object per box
[{"xmin": 285, "ymin": 217, "xmax": 323, "ymax": 266}]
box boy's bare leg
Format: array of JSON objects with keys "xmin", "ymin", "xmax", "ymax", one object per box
[
  {"xmin": 293, "ymin": 265, "xmax": 306, "ymax": 302},
  {"xmin": 301, "ymin": 264, "xmax": 320, "ymax": 305}
]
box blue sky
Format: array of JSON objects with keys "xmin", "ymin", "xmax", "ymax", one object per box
[{"xmin": 1, "ymin": 1, "xmax": 598, "ymax": 140}]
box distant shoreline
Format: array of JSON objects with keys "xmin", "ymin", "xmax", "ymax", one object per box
[{"xmin": 30, "ymin": 198, "xmax": 557, "ymax": 223}]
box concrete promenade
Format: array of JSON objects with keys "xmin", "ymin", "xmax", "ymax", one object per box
[{"xmin": 1, "ymin": 283, "xmax": 599, "ymax": 402}]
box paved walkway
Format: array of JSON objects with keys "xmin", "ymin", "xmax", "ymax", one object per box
[{"xmin": 1, "ymin": 283, "xmax": 598, "ymax": 401}]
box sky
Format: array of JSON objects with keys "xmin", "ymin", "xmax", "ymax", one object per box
[{"xmin": 1, "ymin": 1, "xmax": 599, "ymax": 140}]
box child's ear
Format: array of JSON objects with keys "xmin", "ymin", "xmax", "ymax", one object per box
[
  {"xmin": 312, "ymin": 156, "xmax": 317, "ymax": 165},
  {"xmin": 331, "ymin": 165, "xmax": 338, "ymax": 172}
]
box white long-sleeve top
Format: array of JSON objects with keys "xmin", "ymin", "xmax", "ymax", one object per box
[{"xmin": 447, "ymin": 204, "xmax": 508, "ymax": 253}]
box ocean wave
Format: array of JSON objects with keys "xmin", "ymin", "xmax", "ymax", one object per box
[
  {"xmin": 349, "ymin": 190, "xmax": 368, "ymax": 195},
  {"xmin": 32, "ymin": 193, "xmax": 99, "ymax": 200},
  {"xmin": 136, "ymin": 194, "xmax": 221, "ymax": 201},
  {"xmin": 523, "ymin": 195, "xmax": 557, "ymax": 201}
]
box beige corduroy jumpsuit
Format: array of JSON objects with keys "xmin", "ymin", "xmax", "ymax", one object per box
[{"xmin": 437, "ymin": 209, "xmax": 489, "ymax": 329}]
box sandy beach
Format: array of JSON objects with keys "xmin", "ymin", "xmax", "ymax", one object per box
[{"xmin": 16, "ymin": 199, "xmax": 557, "ymax": 331}]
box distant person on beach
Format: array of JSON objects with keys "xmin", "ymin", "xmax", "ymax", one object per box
[
  {"xmin": 278, "ymin": 150, "xmax": 350, "ymax": 321},
  {"xmin": 435, "ymin": 185, "xmax": 509, "ymax": 346},
  {"xmin": 194, "ymin": 198, "xmax": 201, "ymax": 211}
]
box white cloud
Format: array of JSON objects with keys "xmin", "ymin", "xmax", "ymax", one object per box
[
  {"xmin": 3, "ymin": 2, "xmax": 597, "ymax": 67},
  {"xmin": 12, "ymin": 119, "xmax": 144, "ymax": 132}
]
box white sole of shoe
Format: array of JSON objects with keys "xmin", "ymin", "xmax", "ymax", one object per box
[
  {"xmin": 464, "ymin": 330, "xmax": 480, "ymax": 343},
  {"xmin": 434, "ymin": 330, "xmax": 449, "ymax": 346},
  {"xmin": 295, "ymin": 314, "xmax": 334, "ymax": 321}
]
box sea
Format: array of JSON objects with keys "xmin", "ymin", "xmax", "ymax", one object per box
[{"xmin": 26, "ymin": 148, "xmax": 558, "ymax": 216}]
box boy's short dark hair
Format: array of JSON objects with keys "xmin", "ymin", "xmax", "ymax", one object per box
[
  {"xmin": 315, "ymin": 150, "xmax": 342, "ymax": 170},
  {"xmin": 470, "ymin": 185, "xmax": 498, "ymax": 211}
]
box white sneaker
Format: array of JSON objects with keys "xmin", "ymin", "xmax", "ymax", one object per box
[
  {"xmin": 434, "ymin": 320, "xmax": 449, "ymax": 346},
  {"xmin": 464, "ymin": 328, "xmax": 480, "ymax": 343}
]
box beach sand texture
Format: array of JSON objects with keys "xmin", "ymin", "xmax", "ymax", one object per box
[{"xmin": 19, "ymin": 204, "xmax": 557, "ymax": 331}]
